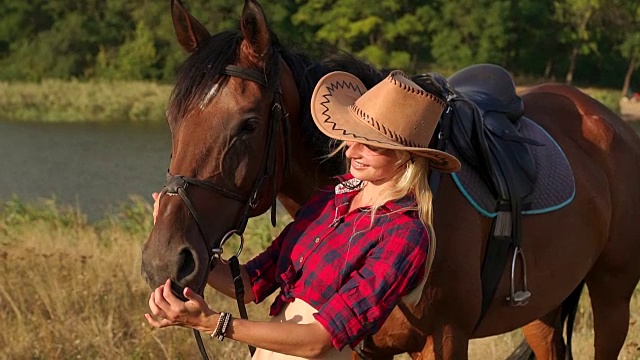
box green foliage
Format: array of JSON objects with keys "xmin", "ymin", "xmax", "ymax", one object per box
[
  {"xmin": 97, "ymin": 21, "xmax": 158, "ymax": 80},
  {"xmin": 0, "ymin": 196, "xmax": 87, "ymax": 229},
  {"xmin": 0, "ymin": 0, "xmax": 636, "ymax": 88},
  {"xmin": 98, "ymin": 196, "xmax": 154, "ymax": 235},
  {"xmin": 429, "ymin": 0, "xmax": 514, "ymax": 72},
  {"xmin": 294, "ymin": 0, "xmax": 435, "ymax": 71},
  {"xmin": 618, "ymin": 1, "xmax": 640, "ymax": 64},
  {"xmin": 554, "ymin": 0, "xmax": 606, "ymax": 55},
  {"xmin": 0, "ymin": 80, "xmax": 170, "ymax": 122}
]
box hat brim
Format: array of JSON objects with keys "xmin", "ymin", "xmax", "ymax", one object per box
[{"xmin": 311, "ymin": 71, "xmax": 461, "ymax": 172}]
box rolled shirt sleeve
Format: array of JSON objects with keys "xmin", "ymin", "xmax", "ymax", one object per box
[{"xmin": 313, "ymin": 222, "xmax": 429, "ymax": 350}]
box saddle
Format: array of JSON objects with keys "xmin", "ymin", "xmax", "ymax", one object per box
[
  {"xmin": 447, "ymin": 64, "xmax": 541, "ymax": 206},
  {"xmin": 414, "ymin": 64, "xmax": 540, "ymax": 326}
]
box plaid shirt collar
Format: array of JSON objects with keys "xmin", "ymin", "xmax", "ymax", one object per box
[{"xmin": 333, "ymin": 174, "xmax": 417, "ymax": 215}]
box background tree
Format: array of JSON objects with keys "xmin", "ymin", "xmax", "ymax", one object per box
[
  {"xmin": 426, "ymin": 0, "xmax": 514, "ymax": 74},
  {"xmin": 0, "ymin": 0, "xmax": 636, "ymax": 89},
  {"xmin": 293, "ymin": 0, "xmax": 436, "ymax": 71},
  {"xmin": 553, "ymin": 0, "xmax": 605, "ymax": 84},
  {"xmin": 617, "ymin": 0, "xmax": 640, "ymax": 96},
  {"xmin": 506, "ymin": 0, "xmax": 560, "ymax": 80}
]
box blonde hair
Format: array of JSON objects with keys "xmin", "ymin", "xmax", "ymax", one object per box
[{"xmin": 328, "ymin": 142, "xmax": 436, "ymax": 304}]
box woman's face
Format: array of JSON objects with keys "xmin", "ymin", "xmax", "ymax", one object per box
[{"xmin": 344, "ymin": 141, "xmax": 406, "ymax": 185}]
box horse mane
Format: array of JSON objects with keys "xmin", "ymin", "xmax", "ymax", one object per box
[
  {"xmin": 281, "ymin": 49, "xmax": 388, "ymax": 176},
  {"xmin": 168, "ymin": 28, "xmax": 387, "ymax": 176},
  {"xmin": 168, "ymin": 30, "xmax": 242, "ymax": 123}
]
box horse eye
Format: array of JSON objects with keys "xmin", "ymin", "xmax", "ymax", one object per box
[{"xmin": 239, "ymin": 119, "xmax": 259, "ymax": 134}]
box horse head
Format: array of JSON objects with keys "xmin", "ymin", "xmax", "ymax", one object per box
[{"xmin": 141, "ymin": 0, "xmax": 300, "ymax": 292}]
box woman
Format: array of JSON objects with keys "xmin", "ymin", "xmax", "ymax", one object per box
[{"xmin": 145, "ymin": 70, "xmax": 460, "ymax": 359}]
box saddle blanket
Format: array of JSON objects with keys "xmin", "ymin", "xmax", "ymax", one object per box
[{"xmin": 448, "ymin": 117, "xmax": 575, "ymax": 218}]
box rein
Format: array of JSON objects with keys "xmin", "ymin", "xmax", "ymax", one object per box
[{"xmin": 160, "ymin": 57, "xmax": 290, "ymax": 359}]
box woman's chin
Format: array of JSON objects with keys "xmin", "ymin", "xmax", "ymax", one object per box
[{"xmin": 349, "ymin": 168, "xmax": 367, "ymax": 179}]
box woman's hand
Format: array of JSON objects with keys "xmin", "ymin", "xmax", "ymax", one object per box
[
  {"xmin": 145, "ymin": 279, "xmax": 217, "ymax": 333},
  {"xmin": 152, "ymin": 192, "xmax": 160, "ymax": 224}
]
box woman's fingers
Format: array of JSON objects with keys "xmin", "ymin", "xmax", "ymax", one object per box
[
  {"xmin": 145, "ymin": 313, "xmax": 172, "ymax": 328},
  {"xmin": 183, "ymin": 288, "xmax": 211, "ymax": 314},
  {"xmin": 147, "ymin": 279, "xmax": 214, "ymax": 331},
  {"xmin": 153, "ymin": 284, "xmax": 173, "ymax": 314},
  {"xmin": 162, "ymin": 278, "xmax": 185, "ymax": 309},
  {"xmin": 148, "ymin": 292, "xmax": 169, "ymax": 319},
  {"xmin": 184, "ymin": 287, "xmax": 208, "ymax": 311},
  {"xmin": 152, "ymin": 192, "xmax": 160, "ymax": 224}
]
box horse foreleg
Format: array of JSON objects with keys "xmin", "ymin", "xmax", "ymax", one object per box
[{"xmin": 520, "ymin": 308, "xmax": 565, "ymax": 360}]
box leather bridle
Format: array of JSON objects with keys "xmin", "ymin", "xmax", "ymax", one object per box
[{"xmin": 159, "ymin": 56, "xmax": 290, "ymax": 359}]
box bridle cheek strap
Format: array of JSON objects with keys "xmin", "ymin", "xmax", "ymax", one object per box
[{"xmin": 160, "ymin": 58, "xmax": 290, "ymax": 360}]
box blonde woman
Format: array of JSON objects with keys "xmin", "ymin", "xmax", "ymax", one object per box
[{"xmin": 146, "ymin": 70, "xmax": 460, "ymax": 359}]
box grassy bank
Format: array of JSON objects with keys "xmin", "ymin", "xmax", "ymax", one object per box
[
  {"xmin": 0, "ymin": 80, "xmax": 624, "ymax": 123},
  {"xmin": 0, "ymin": 197, "xmax": 638, "ymax": 359},
  {"xmin": 0, "ymin": 80, "xmax": 170, "ymax": 122}
]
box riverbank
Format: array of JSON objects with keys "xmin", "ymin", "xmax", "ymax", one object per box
[
  {"xmin": 0, "ymin": 197, "xmax": 638, "ymax": 359},
  {"xmin": 0, "ymin": 80, "xmax": 170, "ymax": 122},
  {"xmin": 0, "ymin": 80, "xmax": 623, "ymax": 122}
]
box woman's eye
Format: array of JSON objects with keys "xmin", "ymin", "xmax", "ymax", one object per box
[{"xmin": 364, "ymin": 144, "xmax": 388, "ymax": 154}]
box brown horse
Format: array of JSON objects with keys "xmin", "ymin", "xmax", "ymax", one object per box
[{"xmin": 141, "ymin": 0, "xmax": 640, "ymax": 359}]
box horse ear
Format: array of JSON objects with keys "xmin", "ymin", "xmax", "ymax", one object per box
[
  {"xmin": 171, "ymin": 0, "xmax": 211, "ymax": 53},
  {"xmin": 240, "ymin": 0, "xmax": 271, "ymax": 63}
]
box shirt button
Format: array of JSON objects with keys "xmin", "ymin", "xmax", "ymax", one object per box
[
  {"xmin": 314, "ymin": 237, "xmax": 320, "ymax": 244},
  {"xmin": 299, "ymin": 256, "xmax": 304, "ymax": 263}
]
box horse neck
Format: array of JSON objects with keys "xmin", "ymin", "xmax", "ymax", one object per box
[
  {"xmin": 276, "ymin": 53, "xmax": 343, "ymax": 215},
  {"xmin": 277, "ymin": 109, "xmax": 339, "ymax": 215}
]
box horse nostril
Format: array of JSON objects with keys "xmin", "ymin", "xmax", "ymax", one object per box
[{"xmin": 176, "ymin": 248, "xmax": 197, "ymax": 284}]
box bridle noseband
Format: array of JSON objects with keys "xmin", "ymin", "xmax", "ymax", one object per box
[{"xmin": 159, "ymin": 57, "xmax": 291, "ymax": 359}]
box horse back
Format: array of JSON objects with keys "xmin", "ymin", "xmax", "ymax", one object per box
[
  {"xmin": 521, "ymin": 84, "xmax": 640, "ymax": 154},
  {"xmin": 521, "ymin": 83, "xmax": 640, "ymax": 228}
]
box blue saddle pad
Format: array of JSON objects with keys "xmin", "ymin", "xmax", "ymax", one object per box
[{"xmin": 448, "ymin": 118, "xmax": 575, "ymax": 218}]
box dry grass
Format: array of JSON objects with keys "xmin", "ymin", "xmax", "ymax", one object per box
[
  {"xmin": 0, "ymin": 197, "xmax": 276, "ymax": 359},
  {"xmin": 0, "ymin": 197, "xmax": 638, "ymax": 360}
]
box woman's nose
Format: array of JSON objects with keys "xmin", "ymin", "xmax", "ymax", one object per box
[{"xmin": 344, "ymin": 141, "xmax": 360, "ymax": 157}]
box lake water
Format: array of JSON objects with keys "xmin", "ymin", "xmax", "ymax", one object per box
[
  {"xmin": 1, "ymin": 120, "xmax": 639, "ymax": 221},
  {"xmin": 0, "ymin": 121, "xmax": 171, "ymax": 221}
]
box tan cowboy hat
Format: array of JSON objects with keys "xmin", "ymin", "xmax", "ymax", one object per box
[{"xmin": 311, "ymin": 70, "xmax": 461, "ymax": 172}]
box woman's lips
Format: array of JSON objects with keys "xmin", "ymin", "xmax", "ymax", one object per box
[{"xmin": 351, "ymin": 159, "xmax": 368, "ymax": 170}]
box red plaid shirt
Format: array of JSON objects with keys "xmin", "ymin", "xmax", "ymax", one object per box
[{"xmin": 245, "ymin": 174, "xmax": 430, "ymax": 350}]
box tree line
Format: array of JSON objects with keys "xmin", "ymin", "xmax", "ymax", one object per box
[{"xmin": 1, "ymin": 0, "xmax": 638, "ymax": 94}]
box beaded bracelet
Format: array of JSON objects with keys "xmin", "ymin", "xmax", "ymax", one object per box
[
  {"xmin": 210, "ymin": 312, "xmax": 232, "ymax": 341},
  {"xmin": 210, "ymin": 312, "xmax": 226, "ymax": 339},
  {"xmin": 217, "ymin": 313, "xmax": 232, "ymax": 341}
]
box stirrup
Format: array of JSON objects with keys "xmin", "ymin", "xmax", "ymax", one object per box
[{"xmin": 506, "ymin": 246, "xmax": 531, "ymax": 306}]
